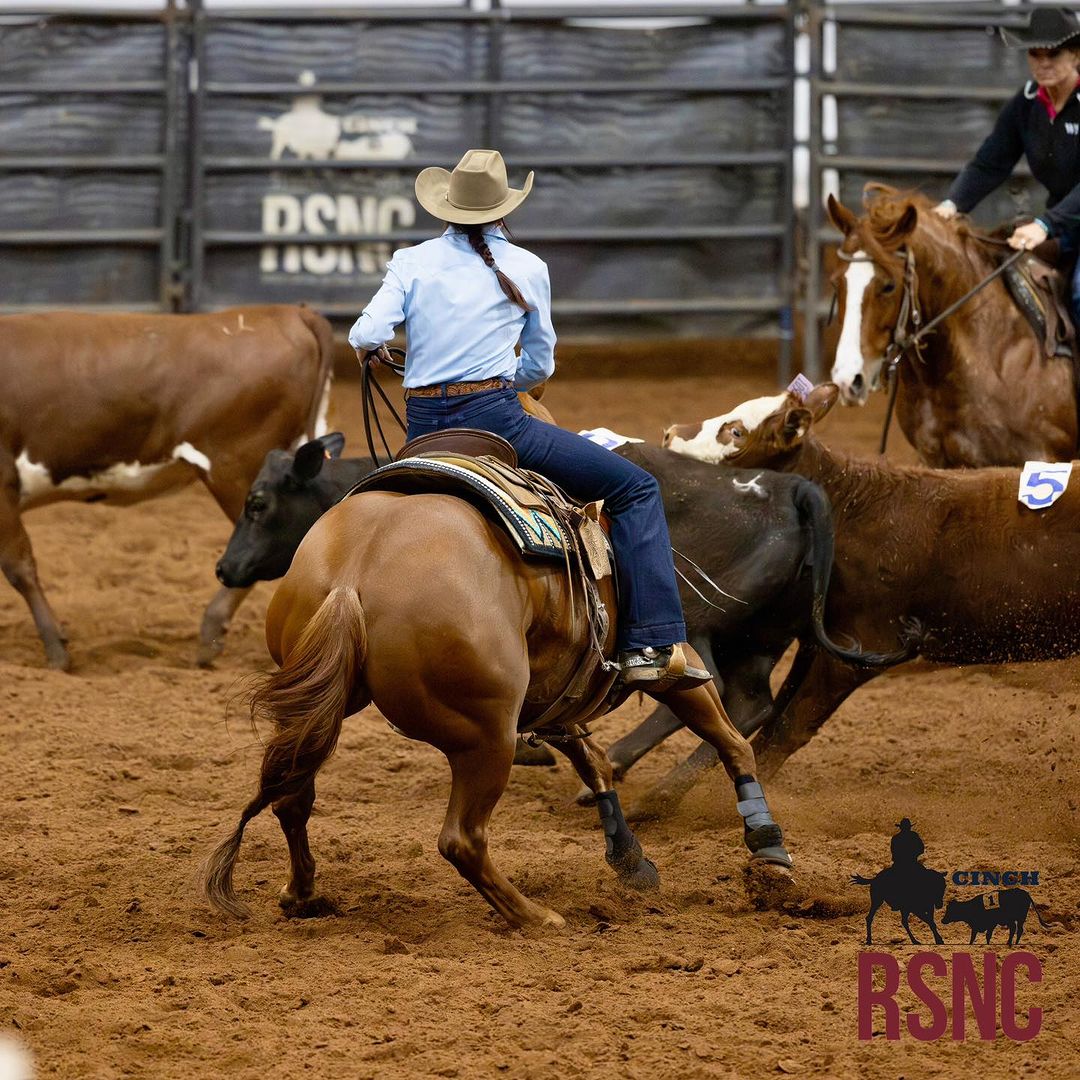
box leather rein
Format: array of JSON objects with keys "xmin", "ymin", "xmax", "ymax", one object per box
[
  {"xmin": 360, "ymin": 346, "xmax": 408, "ymax": 465},
  {"xmin": 836, "ymin": 242, "xmax": 1026, "ymax": 454}
]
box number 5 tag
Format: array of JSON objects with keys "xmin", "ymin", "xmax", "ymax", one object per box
[{"xmin": 1018, "ymin": 460, "xmax": 1073, "ymax": 509}]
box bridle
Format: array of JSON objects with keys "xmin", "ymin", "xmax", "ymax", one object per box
[{"xmin": 836, "ymin": 241, "xmax": 1026, "ymax": 454}]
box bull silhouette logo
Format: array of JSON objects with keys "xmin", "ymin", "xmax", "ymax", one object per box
[
  {"xmin": 258, "ymin": 71, "xmax": 416, "ymax": 162},
  {"xmin": 852, "ymin": 818, "xmax": 947, "ymax": 946}
]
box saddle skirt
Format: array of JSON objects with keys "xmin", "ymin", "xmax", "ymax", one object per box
[
  {"xmin": 346, "ymin": 433, "xmax": 622, "ymax": 735},
  {"xmin": 1003, "ymin": 252, "xmax": 1077, "ymax": 361}
]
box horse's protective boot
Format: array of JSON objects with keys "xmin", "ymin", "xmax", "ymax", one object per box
[{"xmin": 617, "ymin": 643, "xmax": 712, "ymax": 693}]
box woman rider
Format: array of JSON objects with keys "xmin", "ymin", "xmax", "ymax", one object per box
[
  {"xmin": 348, "ymin": 149, "xmax": 710, "ymax": 691},
  {"xmin": 935, "ymin": 7, "xmax": 1080, "ymax": 325}
]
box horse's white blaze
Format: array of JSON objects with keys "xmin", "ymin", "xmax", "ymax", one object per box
[
  {"xmin": 16, "ymin": 443, "xmax": 210, "ymax": 506},
  {"xmin": 832, "ymin": 251, "xmax": 874, "ymax": 402},
  {"xmin": 665, "ymin": 393, "xmax": 788, "ymax": 464}
]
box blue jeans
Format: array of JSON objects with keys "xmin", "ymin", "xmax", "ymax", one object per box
[
  {"xmin": 405, "ymin": 387, "xmax": 687, "ymax": 650},
  {"xmin": 1058, "ymin": 230, "xmax": 1080, "ymax": 328}
]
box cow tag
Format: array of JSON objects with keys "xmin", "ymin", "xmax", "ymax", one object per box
[
  {"xmin": 1018, "ymin": 461, "xmax": 1072, "ymax": 510},
  {"xmin": 578, "ymin": 428, "xmax": 644, "ymax": 450}
]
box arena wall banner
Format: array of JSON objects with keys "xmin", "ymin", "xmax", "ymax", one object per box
[{"xmin": 187, "ymin": 1, "xmax": 796, "ymax": 362}]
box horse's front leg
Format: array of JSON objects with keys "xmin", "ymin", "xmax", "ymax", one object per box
[
  {"xmin": 920, "ymin": 910, "xmax": 944, "ymax": 946},
  {"xmin": 553, "ymin": 731, "xmax": 658, "ymax": 891},
  {"xmin": 900, "ymin": 911, "xmax": 921, "ymax": 946},
  {"xmin": 652, "ymin": 650, "xmax": 791, "ymax": 868}
]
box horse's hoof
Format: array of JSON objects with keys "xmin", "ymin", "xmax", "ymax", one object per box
[
  {"xmin": 279, "ymin": 888, "xmax": 339, "ymax": 919},
  {"xmin": 512, "ymin": 741, "xmax": 557, "ymax": 767},
  {"xmin": 750, "ymin": 846, "xmax": 793, "ymax": 869},
  {"xmin": 619, "ymin": 857, "xmax": 660, "ymax": 892}
]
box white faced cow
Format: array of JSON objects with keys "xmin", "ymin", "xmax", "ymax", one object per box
[
  {"xmin": 0, "ymin": 305, "xmax": 334, "ymax": 670},
  {"xmin": 662, "ymin": 381, "xmax": 1080, "ymax": 784}
]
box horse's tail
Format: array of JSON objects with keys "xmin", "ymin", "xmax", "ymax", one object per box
[
  {"xmin": 202, "ymin": 587, "xmax": 368, "ymax": 918},
  {"xmin": 794, "ymin": 478, "xmax": 920, "ymax": 668},
  {"xmin": 851, "ymin": 874, "xmax": 875, "ymax": 886}
]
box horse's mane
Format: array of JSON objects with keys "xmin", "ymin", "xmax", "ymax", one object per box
[{"xmin": 860, "ymin": 184, "xmax": 993, "ymax": 272}]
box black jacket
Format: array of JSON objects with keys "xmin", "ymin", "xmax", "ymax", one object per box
[{"xmin": 948, "ymin": 80, "xmax": 1080, "ymax": 239}]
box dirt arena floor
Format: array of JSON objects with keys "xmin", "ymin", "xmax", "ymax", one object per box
[{"xmin": 2, "ymin": 346, "xmax": 1077, "ymax": 1079}]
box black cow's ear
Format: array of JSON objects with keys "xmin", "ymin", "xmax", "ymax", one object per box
[
  {"xmin": 290, "ymin": 439, "xmax": 328, "ymax": 485},
  {"xmin": 319, "ymin": 432, "xmax": 346, "ymax": 460}
]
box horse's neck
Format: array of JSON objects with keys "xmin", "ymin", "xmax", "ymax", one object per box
[{"xmin": 906, "ymin": 231, "xmax": 1027, "ymax": 382}]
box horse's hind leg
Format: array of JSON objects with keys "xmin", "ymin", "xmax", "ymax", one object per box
[
  {"xmin": 554, "ymin": 732, "xmax": 658, "ymax": 891},
  {"xmin": 273, "ymin": 778, "xmax": 328, "ymax": 917},
  {"xmin": 654, "ymin": 662, "xmax": 791, "ymax": 868},
  {"xmin": 440, "ymin": 742, "xmax": 565, "ymax": 930}
]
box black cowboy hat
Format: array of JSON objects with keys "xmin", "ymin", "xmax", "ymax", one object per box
[
  {"xmin": 1000, "ymin": 7, "xmax": 1080, "ymax": 50},
  {"xmin": 895, "ymin": 818, "xmax": 914, "ymax": 830}
]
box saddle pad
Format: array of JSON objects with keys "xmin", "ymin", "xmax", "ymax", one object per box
[{"xmin": 347, "ymin": 455, "xmax": 568, "ymax": 560}]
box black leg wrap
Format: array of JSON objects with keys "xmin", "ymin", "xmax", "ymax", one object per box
[
  {"xmin": 735, "ymin": 778, "xmax": 792, "ymax": 869},
  {"xmin": 596, "ymin": 790, "xmax": 659, "ymax": 891}
]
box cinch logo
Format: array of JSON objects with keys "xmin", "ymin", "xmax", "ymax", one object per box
[
  {"xmin": 853, "ymin": 818, "xmax": 1054, "ymax": 1042},
  {"xmin": 258, "ymin": 71, "xmax": 417, "ymax": 278}
]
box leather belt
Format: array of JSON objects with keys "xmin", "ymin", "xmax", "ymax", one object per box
[{"xmin": 405, "ymin": 377, "xmax": 512, "ymax": 399}]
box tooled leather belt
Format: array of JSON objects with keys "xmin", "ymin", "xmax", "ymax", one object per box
[{"xmin": 405, "ymin": 377, "xmax": 512, "ymax": 399}]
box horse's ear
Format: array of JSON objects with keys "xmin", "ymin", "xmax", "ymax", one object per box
[
  {"xmin": 826, "ymin": 193, "xmax": 858, "ymax": 237},
  {"xmin": 889, "ymin": 203, "xmax": 918, "ymax": 241},
  {"xmin": 804, "ymin": 383, "xmax": 839, "ymax": 423}
]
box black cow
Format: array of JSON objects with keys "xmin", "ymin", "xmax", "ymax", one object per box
[
  {"xmin": 942, "ymin": 890, "xmax": 1051, "ymax": 946},
  {"xmin": 217, "ymin": 436, "xmax": 912, "ymax": 787}
]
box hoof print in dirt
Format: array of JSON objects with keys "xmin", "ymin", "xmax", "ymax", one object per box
[{"xmin": 279, "ymin": 895, "xmax": 341, "ymax": 920}]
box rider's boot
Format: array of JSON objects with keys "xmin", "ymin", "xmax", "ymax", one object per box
[{"xmin": 617, "ymin": 643, "xmax": 712, "ymax": 692}]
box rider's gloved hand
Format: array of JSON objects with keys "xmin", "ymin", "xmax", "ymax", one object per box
[{"xmin": 933, "ymin": 199, "xmax": 958, "ymax": 220}]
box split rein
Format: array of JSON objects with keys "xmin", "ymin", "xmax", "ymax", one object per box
[
  {"xmin": 837, "ymin": 239, "xmax": 1026, "ymax": 454},
  {"xmin": 360, "ymin": 346, "xmax": 408, "ymax": 465}
]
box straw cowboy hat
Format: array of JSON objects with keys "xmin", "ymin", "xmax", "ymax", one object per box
[
  {"xmin": 1000, "ymin": 7, "xmax": 1080, "ymax": 49},
  {"xmin": 415, "ymin": 149, "xmax": 533, "ymax": 225}
]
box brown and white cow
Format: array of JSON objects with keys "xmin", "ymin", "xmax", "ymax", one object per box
[
  {"xmin": 0, "ymin": 305, "xmax": 334, "ymax": 670},
  {"xmin": 660, "ymin": 382, "xmax": 1080, "ymax": 781}
]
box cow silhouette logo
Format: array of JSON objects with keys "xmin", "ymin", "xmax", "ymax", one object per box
[
  {"xmin": 852, "ymin": 818, "xmax": 947, "ymax": 946},
  {"xmin": 942, "ymin": 889, "xmax": 1051, "ymax": 947},
  {"xmin": 258, "ymin": 71, "xmax": 416, "ymax": 161}
]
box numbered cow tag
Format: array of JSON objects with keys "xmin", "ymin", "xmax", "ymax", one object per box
[
  {"xmin": 578, "ymin": 427, "xmax": 644, "ymax": 451},
  {"xmin": 1018, "ymin": 460, "xmax": 1073, "ymax": 510}
]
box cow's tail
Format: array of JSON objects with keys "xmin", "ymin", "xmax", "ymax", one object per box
[
  {"xmin": 1031, "ymin": 900, "xmax": 1053, "ymax": 929},
  {"xmin": 794, "ymin": 477, "xmax": 921, "ymax": 668},
  {"xmin": 202, "ymin": 587, "xmax": 368, "ymax": 918},
  {"xmin": 851, "ymin": 874, "xmax": 875, "ymax": 886},
  {"xmin": 296, "ymin": 305, "xmax": 336, "ymax": 440}
]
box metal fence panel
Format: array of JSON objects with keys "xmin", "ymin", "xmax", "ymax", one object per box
[{"xmin": 0, "ymin": 6, "xmax": 184, "ymax": 311}]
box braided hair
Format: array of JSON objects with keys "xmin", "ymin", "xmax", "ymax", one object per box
[{"xmin": 455, "ymin": 220, "xmax": 535, "ymax": 312}]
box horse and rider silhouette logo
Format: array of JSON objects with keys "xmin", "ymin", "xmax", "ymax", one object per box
[{"xmin": 852, "ymin": 819, "xmax": 1050, "ymax": 947}]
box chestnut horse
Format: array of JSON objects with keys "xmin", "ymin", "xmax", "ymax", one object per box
[
  {"xmin": 827, "ymin": 187, "xmax": 1077, "ymax": 468},
  {"xmin": 203, "ymin": 482, "xmax": 791, "ymax": 929}
]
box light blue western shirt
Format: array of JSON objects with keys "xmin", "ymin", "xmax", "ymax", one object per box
[{"xmin": 348, "ymin": 225, "xmax": 557, "ymax": 390}]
